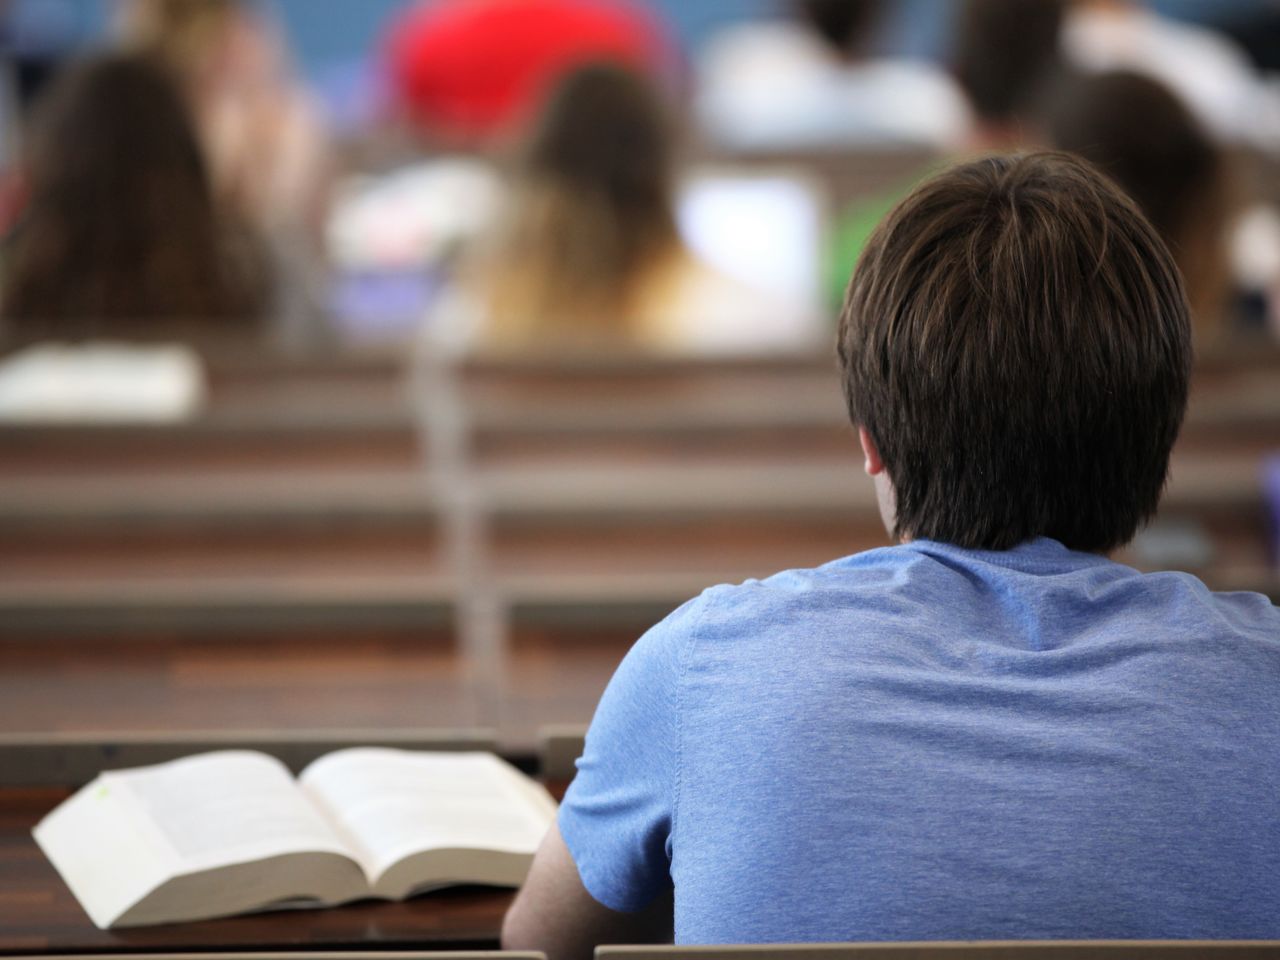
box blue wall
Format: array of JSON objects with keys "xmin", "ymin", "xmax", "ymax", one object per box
[
  {"xmin": 5, "ymin": 0, "xmax": 1270, "ymax": 83},
  {"xmin": 5, "ymin": 0, "xmax": 778, "ymax": 68}
]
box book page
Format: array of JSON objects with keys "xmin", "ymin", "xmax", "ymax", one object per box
[
  {"xmin": 300, "ymin": 750, "xmax": 556, "ymax": 881},
  {"xmin": 111, "ymin": 751, "xmax": 355, "ymax": 873},
  {"xmin": 34, "ymin": 774, "xmax": 178, "ymax": 928}
]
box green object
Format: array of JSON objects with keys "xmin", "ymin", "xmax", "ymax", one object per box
[{"xmin": 825, "ymin": 162, "xmax": 944, "ymax": 314}]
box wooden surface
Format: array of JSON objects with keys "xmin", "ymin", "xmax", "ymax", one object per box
[
  {"xmin": 0, "ymin": 729, "xmax": 498, "ymax": 788},
  {"xmin": 11, "ymin": 954, "xmax": 544, "ymax": 960},
  {"xmin": 2, "ymin": 346, "xmax": 1277, "ymax": 474},
  {"xmin": 0, "ymin": 787, "xmax": 522, "ymax": 955},
  {"xmin": 0, "ymin": 626, "xmax": 633, "ymax": 754},
  {"xmin": 0, "ymin": 453, "xmax": 1270, "ymax": 634},
  {"xmin": 0, "ymin": 347, "xmax": 1274, "ymax": 753}
]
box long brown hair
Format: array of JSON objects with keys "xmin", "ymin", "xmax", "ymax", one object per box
[
  {"xmin": 1043, "ymin": 70, "xmax": 1230, "ymax": 335},
  {"xmin": 0, "ymin": 52, "xmax": 262, "ymax": 339},
  {"xmin": 474, "ymin": 63, "xmax": 682, "ymax": 346}
]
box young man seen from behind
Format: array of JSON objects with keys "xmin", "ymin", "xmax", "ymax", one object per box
[{"xmin": 503, "ymin": 152, "xmax": 1280, "ymax": 960}]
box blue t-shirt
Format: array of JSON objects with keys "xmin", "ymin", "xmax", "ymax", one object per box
[{"xmin": 558, "ymin": 538, "xmax": 1280, "ymax": 943}]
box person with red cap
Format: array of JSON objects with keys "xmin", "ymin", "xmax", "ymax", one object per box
[{"xmin": 384, "ymin": 0, "xmax": 679, "ymax": 144}]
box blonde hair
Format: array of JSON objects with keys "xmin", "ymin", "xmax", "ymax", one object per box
[{"xmin": 472, "ymin": 64, "xmax": 682, "ymax": 348}]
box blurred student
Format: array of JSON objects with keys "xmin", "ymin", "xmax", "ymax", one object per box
[
  {"xmin": 0, "ymin": 53, "xmax": 258, "ymax": 419},
  {"xmin": 826, "ymin": 0, "xmax": 1066, "ymax": 308},
  {"xmin": 696, "ymin": 0, "xmax": 969, "ymax": 151},
  {"xmin": 119, "ymin": 0, "xmax": 331, "ymax": 346},
  {"xmin": 0, "ymin": 52, "xmax": 261, "ymax": 336},
  {"xmin": 1044, "ymin": 69, "xmax": 1230, "ymax": 338},
  {"xmin": 433, "ymin": 64, "xmax": 814, "ymax": 354},
  {"xmin": 120, "ymin": 0, "xmax": 329, "ymax": 242},
  {"xmin": 503, "ymin": 152, "xmax": 1280, "ymax": 959},
  {"xmin": 384, "ymin": 0, "xmax": 677, "ymax": 146},
  {"xmin": 952, "ymin": 0, "xmax": 1068, "ymax": 150},
  {"xmin": 1063, "ymin": 0, "xmax": 1280, "ymax": 150}
]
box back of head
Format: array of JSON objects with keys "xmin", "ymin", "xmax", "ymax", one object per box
[
  {"xmin": 1043, "ymin": 70, "xmax": 1228, "ymax": 327},
  {"xmin": 1, "ymin": 53, "xmax": 258, "ymax": 338},
  {"xmin": 483, "ymin": 63, "xmax": 680, "ymax": 345},
  {"xmin": 520, "ymin": 62, "xmax": 673, "ymax": 225},
  {"xmin": 838, "ymin": 152, "xmax": 1191, "ymax": 553},
  {"xmin": 793, "ymin": 0, "xmax": 883, "ymax": 57},
  {"xmin": 952, "ymin": 0, "xmax": 1067, "ymax": 129}
]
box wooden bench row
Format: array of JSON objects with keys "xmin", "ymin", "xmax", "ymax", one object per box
[
  {"xmin": 0, "ymin": 458, "xmax": 1271, "ymax": 634},
  {"xmin": 2, "ymin": 351, "xmax": 1277, "ymax": 474},
  {"xmin": 0, "ymin": 349, "xmax": 1274, "ymax": 751}
]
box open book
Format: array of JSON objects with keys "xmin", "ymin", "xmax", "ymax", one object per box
[
  {"xmin": 0, "ymin": 341, "xmax": 205, "ymax": 422},
  {"xmin": 33, "ymin": 749, "xmax": 557, "ymax": 929}
]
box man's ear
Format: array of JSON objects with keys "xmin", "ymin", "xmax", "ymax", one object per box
[{"xmin": 858, "ymin": 426, "xmax": 885, "ymax": 477}]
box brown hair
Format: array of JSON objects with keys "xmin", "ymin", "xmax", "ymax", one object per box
[
  {"xmin": 1043, "ymin": 70, "xmax": 1230, "ymax": 334},
  {"xmin": 475, "ymin": 63, "xmax": 682, "ymax": 346},
  {"xmin": 0, "ymin": 52, "xmax": 262, "ymax": 339},
  {"xmin": 952, "ymin": 0, "xmax": 1067, "ymax": 128},
  {"xmin": 837, "ymin": 152, "xmax": 1192, "ymax": 553},
  {"xmin": 793, "ymin": 0, "xmax": 883, "ymax": 58}
]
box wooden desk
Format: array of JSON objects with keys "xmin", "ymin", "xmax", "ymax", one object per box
[
  {"xmin": 0, "ymin": 452, "xmax": 1269, "ymax": 624},
  {"xmin": 0, "ymin": 346, "xmax": 1274, "ymax": 753},
  {"xmin": 3, "ymin": 345, "xmax": 1277, "ymax": 475},
  {"xmin": 0, "ymin": 459, "xmax": 889, "ymax": 635},
  {"xmin": 0, "ymin": 624, "xmax": 633, "ymax": 755},
  {"xmin": 0, "ymin": 452, "xmax": 1271, "ymax": 750},
  {"xmin": 0, "ymin": 787, "xmax": 513, "ymax": 955}
]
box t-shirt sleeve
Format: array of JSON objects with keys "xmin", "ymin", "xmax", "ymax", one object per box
[{"xmin": 557, "ymin": 592, "xmax": 705, "ymax": 913}]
